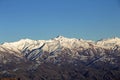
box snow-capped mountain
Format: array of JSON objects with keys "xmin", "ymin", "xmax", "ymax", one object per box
[
  {"xmin": 0, "ymin": 36, "xmax": 120, "ymax": 80},
  {"xmin": 0, "ymin": 36, "xmax": 120, "ymax": 62},
  {"xmin": 0, "ymin": 36, "xmax": 90, "ymax": 55},
  {"xmin": 96, "ymin": 37, "xmax": 120, "ymax": 48},
  {"xmin": 0, "ymin": 36, "xmax": 120, "ymax": 53}
]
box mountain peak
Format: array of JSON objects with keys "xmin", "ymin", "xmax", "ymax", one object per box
[
  {"xmin": 56, "ymin": 35, "xmax": 66, "ymax": 39},
  {"xmin": 54, "ymin": 35, "xmax": 70, "ymax": 40}
]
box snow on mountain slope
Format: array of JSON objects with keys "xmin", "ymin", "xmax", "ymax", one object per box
[
  {"xmin": 0, "ymin": 39, "xmax": 45, "ymax": 53},
  {"xmin": 0, "ymin": 36, "xmax": 120, "ymax": 53},
  {"xmin": 96, "ymin": 37, "xmax": 120, "ymax": 48},
  {"xmin": 0, "ymin": 36, "xmax": 120, "ymax": 80},
  {"xmin": 0, "ymin": 36, "xmax": 92, "ymax": 53}
]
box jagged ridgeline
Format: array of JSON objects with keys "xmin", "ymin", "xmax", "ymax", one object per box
[{"xmin": 0, "ymin": 36, "xmax": 120, "ymax": 80}]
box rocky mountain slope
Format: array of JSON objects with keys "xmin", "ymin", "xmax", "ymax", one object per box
[{"xmin": 0, "ymin": 36, "xmax": 120, "ymax": 80}]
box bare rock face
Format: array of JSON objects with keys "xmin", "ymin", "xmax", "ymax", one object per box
[{"xmin": 0, "ymin": 36, "xmax": 120, "ymax": 80}]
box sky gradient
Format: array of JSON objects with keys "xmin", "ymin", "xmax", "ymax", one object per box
[{"xmin": 0, "ymin": 0, "xmax": 120, "ymax": 42}]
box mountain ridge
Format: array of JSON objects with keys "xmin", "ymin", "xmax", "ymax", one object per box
[
  {"xmin": 0, "ymin": 36, "xmax": 120, "ymax": 62},
  {"xmin": 0, "ymin": 36, "xmax": 120, "ymax": 80},
  {"xmin": 0, "ymin": 36, "xmax": 120, "ymax": 52}
]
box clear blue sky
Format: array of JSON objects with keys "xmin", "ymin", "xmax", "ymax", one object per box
[{"xmin": 0, "ymin": 0, "xmax": 120, "ymax": 42}]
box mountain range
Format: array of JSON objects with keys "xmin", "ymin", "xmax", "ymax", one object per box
[{"xmin": 0, "ymin": 36, "xmax": 120, "ymax": 80}]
